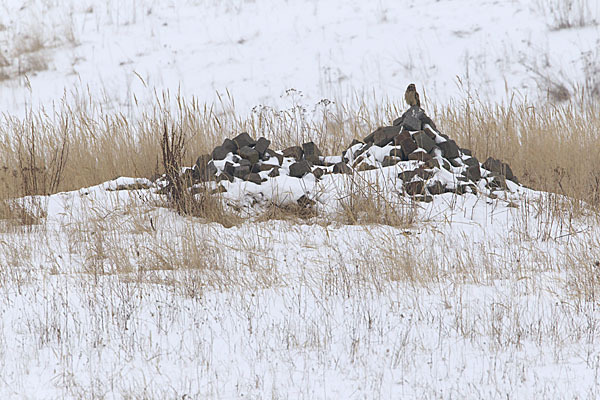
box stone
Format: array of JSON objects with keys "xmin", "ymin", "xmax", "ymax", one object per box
[
  {"xmin": 426, "ymin": 180, "xmax": 446, "ymax": 195},
  {"xmin": 402, "ymin": 114, "xmax": 422, "ymax": 131},
  {"xmin": 348, "ymin": 139, "xmax": 363, "ymax": 148},
  {"xmin": 233, "ymin": 132, "xmax": 256, "ymax": 149},
  {"xmin": 333, "ymin": 162, "xmax": 352, "ymax": 174},
  {"xmin": 357, "ymin": 163, "xmax": 377, "ymax": 171},
  {"xmin": 399, "ymin": 167, "xmax": 433, "ymax": 182},
  {"xmin": 222, "ymin": 138, "xmax": 238, "ymax": 154},
  {"xmin": 218, "ymin": 172, "xmax": 234, "ymax": 183},
  {"xmin": 438, "ymin": 140, "xmax": 460, "ymax": 159},
  {"xmin": 413, "ymin": 131, "xmax": 437, "ymax": 153},
  {"xmin": 408, "ymin": 151, "xmax": 433, "ymax": 162},
  {"xmin": 312, "ymin": 167, "xmax": 324, "ymax": 179},
  {"xmin": 302, "ymin": 142, "xmax": 322, "ymax": 158},
  {"xmin": 449, "ymin": 158, "xmax": 463, "ymax": 167},
  {"xmin": 195, "ymin": 154, "xmax": 214, "ymax": 181},
  {"xmin": 206, "ymin": 162, "xmax": 218, "ymax": 179},
  {"xmin": 238, "ymin": 159, "xmax": 252, "ymax": 168},
  {"xmin": 289, "ymin": 160, "xmax": 312, "ymax": 178},
  {"xmin": 259, "ymin": 163, "xmax": 278, "ymax": 172},
  {"xmin": 388, "ymin": 148, "xmax": 405, "ymax": 159},
  {"xmin": 238, "ymin": 146, "xmax": 259, "ymax": 164},
  {"xmin": 363, "ymin": 131, "xmax": 375, "ymax": 143},
  {"xmin": 223, "ymin": 161, "xmax": 235, "ymax": 176},
  {"xmin": 461, "ymin": 148, "xmax": 472, "ymax": 156},
  {"xmin": 425, "ymin": 158, "xmax": 441, "ymax": 169},
  {"xmin": 482, "ymin": 157, "xmax": 515, "ymax": 181},
  {"xmin": 399, "ymin": 137, "xmax": 418, "ymax": 156},
  {"xmin": 487, "ymin": 175, "xmax": 508, "ymax": 190},
  {"xmin": 423, "ymin": 126, "xmax": 437, "ymax": 139},
  {"xmin": 233, "ymin": 165, "xmax": 250, "ymax": 179},
  {"xmin": 254, "ymin": 137, "xmax": 271, "ymax": 157},
  {"xmin": 251, "ymin": 163, "xmax": 262, "ymax": 173},
  {"xmin": 382, "ymin": 156, "xmax": 401, "ymax": 167},
  {"xmin": 404, "ymin": 180, "xmax": 425, "ymax": 195},
  {"xmin": 212, "ymin": 145, "xmax": 230, "ymax": 160},
  {"xmin": 244, "ymin": 173, "xmax": 262, "ymax": 184},
  {"xmin": 268, "ymin": 168, "xmax": 280, "ymax": 178},
  {"xmin": 463, "ymin": 157, "xmax": 481, "ymax": 181},
  {"xmin": 283, "ymin": 146, "xmax": 304, "ymax": 160},
  {"xmin": 413, "ymin": 194, "xmax": 434, "ymax": 203},
  {"xmin": 265, "ymin": 149, "xmax": 284, "ymax": 165},
  {"xmin": 373, "ymin": 125, "xmax": 402, "ymax": 147}
]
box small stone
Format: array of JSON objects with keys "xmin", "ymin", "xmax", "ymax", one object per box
[
  {"xmin": 413, "ymin": 131, "xmax": 437, "ymax": 153},
  {"xmin": 363, "ymin": 131, "xmax": 375, "ymax": 143},
  {"xmin": 461, "ymin": 148, "xmax": 472, "ymax": 156},
  {"xmin": 388, "ymin": 148, "xmax": 405, "ymax": 159},
  {"xmin": 251, "ymin": 163, "xmax": 261, "ymax": 173},
  {"xmin": 302, "ymin": 142, "xmax": 322, "ymax": 158},
  {"xmin": 373, "ymin": 125, "xmax": 402, "ymax": 147},
  {"xmin": 348, "ymin": 139, "xmax": 363, "ymax": 147},
  {"xmin": 482, "ymin": 157, "xmax": 515, "ymax": 181},
  {"xmin": 297, "ymin": 195, "xmax": 316, "ymax": 208},
  {"xmin": 333, "ymin": 162, "xmax": 352, "ymax": 174},
  {"xmin": 233, "ymin": 165, "xmax": 250, "ymax": 179},
  {"xmin": 222, "ymin": 138, "xmax": 238, "ymax": 154},
  {"xmin": 265, "ymin": 149, "xmax": 284, "ymax": 165},
  {"xmin": 425, "ymin": 158, "xmax": 441, "ymax": 169},
  {"xmin": 312, "ymin": 167, "xmax": 324, "ymax": 179},
  {"xmin": 427, "ymin": 181, "xmax": 446, "ymax": 195},
  {"xmin": 438, "ymin": 140, "xmax": 460, "ymax": 159},
  {"xmin": 238, "ymin": 146, "xmax": 259, "ymax": 164},
  {"xmin": 357, "ymin": 163, "xmax": 378, "ymax": 171},
  {"xmin": 449, "ymin": 158, "xmax": 463, "ymax": 167},
  {"xmin": 408, "ymin": 151, "xmax": 433, "ymax": 162},
  {"xmin": 233, "ymin": 132, "xmax": 256, "ymax": 149},
  {"xmin": 382, "ymin": 156, "xmax": 401, "ymax": 167},
  {"xmin": 423, "ymin": 126, "xmax": 437, "ymax": 139},
  {"xmin": 238, "ymin": 159, "xmax": 252, "ymax": 168},
  {"xmin": 487, "ymin": 175, "xmax": 508, "ymax": 191},
  {"xmin": 212, "ymin": 145, "xmax": 230, "ymax": 161},
  {"xmin": 402, "ymin": 114, "xmax": 422, "ymax": 131},
  {"xmin": 195, "ymin": 154, "xmax": 213, "ymax": 181},
  {"xmin": 254, "ymin": 137, "xmax": 271, "ymax": 157},
  {"xmin": 413, "ymin": 194, "xmax": 434, "ymax": 203},
  {"xmin": 217, "ymin": 172, "xmax": 234, "ymax": 183},
  {"xmin": 268, "ymin": 168, "xmax": 280, "ymax": 178},
  {"xmin": 245, "ymin": 173, "xmax": 262, "ymax": 184},
  {"xmin": 223, "ymin": 161, "xmax": 235, "ymax": 176},
  {"xmin": 259, "ymin": 163, "xmax": 278, "ymax": 172},
  {"xmin": 283, "ymin": 146, "xmax": 304, "ymax": 160},
  {"xmin": 289, "ymin": 160, "xmax": 312, "ymax": 178},
  {"xmin": 404, "ymin": 180, "xmax": 425, "ymax": 195},
  {"xmin": 399, "ymin": 137, "xmax": 418, "ymax": 156}
]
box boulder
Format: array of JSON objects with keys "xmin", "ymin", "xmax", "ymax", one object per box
[
  {"xmin": 373, "ymin": 125, "xmax": 402, "ymax": 147},
  {"xmin": 254, "ymin": 137, "xmax": 271, "ymax": 157},
  {"xmin": 233, "ymin": 132, "xmax": 256, "ymax": 149},
  {"xmin": 238, "ymin": 146, "xmax": 260, "ymax": 164},
  {"xmin": 388, "ymin": 148, "xmax": 405, "ymax": 159},
  {"xmin": 268, "ymin": 168, "xmax": 280, "ymax": 178},
  {"xmin": 382, "ymin": 156, "xmax": 401, "ymax": 167},
  {"xmin": 283, "ymin": 146, "xmax": 304, "ymax": 160},
  {"xmin": 399, "ymin": 137, "xmax": 418, "ymax": 156},
  {"xmin": 265, "ymin": 149, "xmax": 284, "ymax": 165},
  {"xmin": 222, "ymin": 138, "xmax": 238, "ymax": 154},
  {"xmin": 289, "ymin": 160, "xmax": 312, "ymax": 178},
  {"xmin": 233, "ymin": 165, "xmax": 251, "ymax": 179},
  {"xmin": 438, "ymin": 140, "xmax": 460, "ymax": 159},
  {"xmin": 195, "ymin": 154, "xmax": 212, "ymax": 180},
  {"xmin": 413, "ymin": 131, "xmax": 437, "ymax": 153},
  {"xmin": 463, "ymin": 157, "xmax": 481, "ymax": 181},
  {"xmin": 402, "ymin": 114, "xmax": 422, "ymax": 131},
  {"xmin": 302, "ymin": 142, "xmax": 322, "ymax": 158},
  {"xmin": 238, "ymin": 159, "xmax": 252, "ymax": 168},
  {"xmin": 427, "ymin": 181, "xmax": 446, "ymax": 195},
  {"xmin": 212, "ymin": 145, "xmax": 230, "ymax": 161},
  {"xmin": 312, "ymin": 167, "xmax": 324, "ymax": 179},
  {"xmin": 408, "ymin": 151, "xmax": 433, "ymax": 162},
  {"xmin": 482, "ymin": 157, "xmax": 515, "ymax": 182},
  {"xmin": 404, "ymin": 180, "xmax": 425, "ymax": 195},
  {"xmin": 357, "ymin": 163, "xmax": 377, "ymax": 171},
  {"xmin": 333, "ymin": 162, "xmax": 352, "ymax": 174},
  {"xmin": 244, "ymin": 173, "xmax": 262, "ymax": 184},
  {"xmin": 223, "ymin": 161, "xmax": 235, "ymax": 177}
]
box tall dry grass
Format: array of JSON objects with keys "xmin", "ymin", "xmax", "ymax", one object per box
[{"xmin": 0, "ymin": 91, "xmax": 599, "ymax": 217}]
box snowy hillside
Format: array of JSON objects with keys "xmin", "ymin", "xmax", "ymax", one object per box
[{"xmin": 1, "ymin": 0, "xmax": 599, "ymax": 116}]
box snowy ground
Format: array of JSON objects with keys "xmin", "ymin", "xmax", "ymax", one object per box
[
  {"xmin": 1, "ymin": 174, "xmax": 599, "ymax": 398},
  {"xmin": 1, "ymin": 0, "xmax": 599, "ymax": 117}
]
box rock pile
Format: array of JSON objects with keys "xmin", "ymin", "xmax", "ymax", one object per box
[{"xmin": 184, "ymin": 105, "xmax": 519, "ymax": 204}]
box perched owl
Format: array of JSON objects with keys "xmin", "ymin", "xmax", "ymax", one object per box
[{"xmin": 404, "ymin": 83, "xmax": 421, "ymax": 107}]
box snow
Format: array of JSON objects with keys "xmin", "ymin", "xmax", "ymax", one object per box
[
  {"xmin": 1, "ymin": 0, "xmax": 599, "ymax": 117},
  {"xmin": 1, "ymin": 0, "xmax": 600, "ymax": 398}
]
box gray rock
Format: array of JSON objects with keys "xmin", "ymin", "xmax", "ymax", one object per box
[
  {"xmin": 222, "ymin": 138, "xmax": 238, "ymax": 154},
  {"xmin": 268, "ymin": 168, "xmax": 280, "ymax": 178},
  {"xmin": 426, "ymin": 181, "xmax": 446, "ymax": 195},
  {"xmin": 238, "ymin": 146, "xmax": 260, "ymax": 164},
  {"xmin": 449, "ymin": 158, "xmax": 463, "ymax": 167},
  {"xmin": 373, "ymin": 125, "xmax": 402, "ymax": 147},
  {"xmin": 283, "ymin": 146, "xmax": 304, "ymax": 160},
  {"xmin": 302, "ymin": 141, "xmax": 322, "ymax": 158},
  {"xmin": 233, "ymin": 132, "xmax": 256, "ymax": 149},
  {"xmin": 218, "ymin": 172, "xmax": 234, "ymax": 183},
  {"xmin": 382, "ymin": 156, "xmax": 401, "ymax": 167},
  {"xmin": 223, "ymin": 161, "xmax": 235, "ymax": 177},
  {"xmin": 438, "ymin": 140, "xmax": 460, "ymax": 159},
  {"xmin": 233, "ymin": 165, "xmax": 251, "ymax": 179},
  {"xmin": 461, "ymin": 148, "xmax": 472, "ymax": 156},
  {"xmin": 399, "ymin": 137, "xmax": 418, "ymax": 156},
  {"xmin": 463, "ymin": 157, "xmax": 481, "ymax": 181},
  {"xmin": 357, "ymin": 163, "xmax": 377, "ymax": 171},
  {"xmin": 212, "ymin": 145, "xmax": 230, "ymax": 160},
  {"xmin": 254, "ymin": 137, "xmax": 271, "ymax": 157},
  {"xmin": 312, "ymin": 167, "xmax": 324, "ymax": 179},
  {"xmin": 413, "ymin": 131, "xmax": 437, "ymax": 153},
  {"xmin": 289, "ymin": 160, "xmax": 312, "ymax": 178},
  {"xmin": 408, "ymin": 151, "xmax": 433, "ymax": 162},
  {"xmin": 333, "ymin": 162, "xmax": 352, "ymax": 174},
  {"xmin": 195, "ymin": 154, "xmax": 213, "ymax": 181},
  {"xmin": 244, "ymin": 173, "xmax": 262, "ymax": 184},
  {"xmin": 238, "ymin": 159, "xmax": 252, "ymax": 168},
  {"xmin": 388, "ymin": 148, "xmax": 405, "ymax": 159},
  {"xmin": 265, "ymin": 149, "xmax": 284, "ymax": 165},
  {"xmin": 297, "ymin": 195, "xmax": 316, "ymax": 208},
  {"xmin": 487, "ymin": 175, "xmax": 508, "ymax": 191},
  {"xmin": 251, "ymin": 163, "xmax": 262, "ymax": 173},
  {"xmin": 402, "ymin": 114, "xmax": 422, "ymax": 131},
  {"xmin": 404, "ymin": 180, "xmax": 425, "ymax": 195},
  {"xmin": 259, "ymin": 163, "xmax": 279, "ymax": 172},
  {"xmin": 482, "ymin": 157, "xmax": 515, "ymax": 182}
]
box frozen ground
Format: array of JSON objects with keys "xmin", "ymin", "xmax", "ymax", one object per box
[
  {"xmin": 1, "ymin": 173, "xmax": 599, "ymax": 398},
  {"xmin": 1, "ymin": 0, "xmax": 599, "ymax": 117}
]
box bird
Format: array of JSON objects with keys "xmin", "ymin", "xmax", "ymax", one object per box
[{"xmin": 404, "ymin": 83, "xmax": 421, "ymax": 107}]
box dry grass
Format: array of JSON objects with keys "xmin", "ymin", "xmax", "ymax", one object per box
[{"xmin": 0, "ymin": 92, "xmax": 599, "ymax": 227}]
